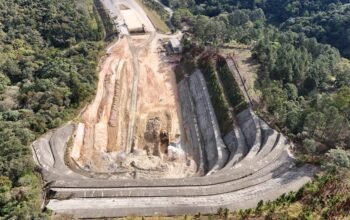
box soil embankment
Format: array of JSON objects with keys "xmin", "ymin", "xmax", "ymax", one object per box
[{"xmin": 70, "ymin": 31, "xmax": 195, "ymax": 178}]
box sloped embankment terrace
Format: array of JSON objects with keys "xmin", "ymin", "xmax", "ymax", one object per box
[{"xmin": 31, "ymin": 0, "xmax": 317, "ymax": 218}]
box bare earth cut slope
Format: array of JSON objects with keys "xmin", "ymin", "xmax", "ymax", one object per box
[{"xmin": 31, "ymin": 0, "xmax": 317, "ymax": 218}]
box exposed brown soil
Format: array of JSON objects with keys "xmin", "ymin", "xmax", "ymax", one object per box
[
  {"xmin": 222, "ymin": 47, "xmax": 261, "ymax": 105},
  {"xmin": 70, "ymin": 34, "xmax": 195, "ymax": 178},
  {"xmin": 231, "ymin": 48, "xmax": 261, "ymax": 104}
]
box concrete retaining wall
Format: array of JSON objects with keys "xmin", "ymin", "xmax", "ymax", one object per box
[
  {"xmin": 178, "ymin": 78, "xmax": 205, "ymax": 174},
  {"xmin": 236, "ymin": 108, "xmax": 261, "ymax": 158},
  {"xmin": 48, "ymin": 129, "xmax": 291, "ymax": 187},
  {"xmin": 222, "ymin": 126, "xmax": 248, "ymax": 170},
  {"xmin": 188, "ymin": 70, "xmax": 229, "ymax": 173},
  {"xmin": 47, "ymin": 164, "xmax": 317, "ymax": 218},
  {"xmin": 30, "ymin": 96, "xmax": 316, "ymax": 219}
]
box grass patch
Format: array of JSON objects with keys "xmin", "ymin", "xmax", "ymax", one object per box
[
  {"xmin": 134, "ymin": 0, "xmax": 170, "ymax": 33},
  {"xmin": 216, "ymin": 56, "xmax": 248, "ymax": 114},
  {"xmin": 285, "ymin": 202, "xmax": 303, "ymax": 218},
  {"xmin": 198, "ymin": 55, "xmax": 234, "ymax": 135}
]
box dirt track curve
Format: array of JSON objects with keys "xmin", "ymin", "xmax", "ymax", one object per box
[{"xmin": 30, "ymin": 0, "xmax": 317, "ymax": 218}]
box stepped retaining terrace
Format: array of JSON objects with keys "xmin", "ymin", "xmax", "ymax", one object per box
[{"xmin": 32, "ymin": 68, "xmax": 317, "ymax": 218}]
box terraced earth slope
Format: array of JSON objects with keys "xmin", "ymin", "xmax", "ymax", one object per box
[{"xmin": 31, "ymin": 0, "xmax": 317, "ymax": 218}]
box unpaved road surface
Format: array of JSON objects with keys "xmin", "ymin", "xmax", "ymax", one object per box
[
  {"xmin": 69, "ymin": 0, "xmax": 190, "ymax": 178},
  {"xmin": 30, "ymin": 0, "xmax": 318, "ymax": 218}
]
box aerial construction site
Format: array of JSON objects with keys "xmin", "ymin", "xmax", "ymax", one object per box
[{"xmin": 31, "ymin": 0, "xmax": 317, "ymax": 218}]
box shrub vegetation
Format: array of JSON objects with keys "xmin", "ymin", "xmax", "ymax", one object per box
[{"xmin": 0, "ymin": 0, "xmax": 105, "ymax": 217}]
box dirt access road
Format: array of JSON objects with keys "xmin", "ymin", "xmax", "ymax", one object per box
[
  {"xmin": 31, "ymin": 1, "xmax": 317, "ymax": 217},
  {"xmin": 70, "ymin": 0, "xmax": 190, "ymax": 177},
  {"xmin": 101, "ymin": 0, "xmax": 155, "ymax": 32}
]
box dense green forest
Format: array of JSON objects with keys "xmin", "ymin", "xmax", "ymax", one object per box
[
  {"xmin": 164, "ymin": 0, "xmax": 350, "ymax": 58},
  {"xmin": 167, "ymin": 0, "xmax": 350, "ymax": 218},
  {"xmin": 169, "ymin": 0, "xmax": 350, "ymax": 152},
  {"xmin": 1, "ymin": 0, "xmax": 350, "ymax": 218},
  {"xmin": 0, "ymin": 0, "xmax": 104, "ymax": 218}
]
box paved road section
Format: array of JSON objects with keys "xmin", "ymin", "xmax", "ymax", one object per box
[
  {"xmin": 32, "ymin": 98, "xmax": 316, "ymax": 218},
  {"xmin": 29, "ymin": 0, "xmax": 318, "ymax": 218},
  {"xmin": 46, "ymin": 166, "xmax": 315, "ymax": 218}
]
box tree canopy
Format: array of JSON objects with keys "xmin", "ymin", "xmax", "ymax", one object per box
[
  {"xmin": 172, "ymin": 0, "xmax": 350, "ymax": 150},
  {"xmin": 0, "ymin": 0, "xmax": 104, "ymax": 217}
]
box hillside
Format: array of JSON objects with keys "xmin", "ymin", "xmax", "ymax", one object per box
[
  {"xmin": 0, "ymin": 0, "xmax": 104, "ymax": 218},
  {"xmin": 165, "ymin": 0, "xmax": 350, "ymax": 58},
  {"xmin": 165, "ymin": 0, "xmax": 350, "ymax": 218},
  {"xmin": 1, "ymin": 0, "xmax": 350, "ymax": 219}
]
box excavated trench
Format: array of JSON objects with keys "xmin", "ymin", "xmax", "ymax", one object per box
[
  {"xmin": 67, "ymin": 33, "xmax": 260, "ymax": 180},
  {"xmin": 66, "ymin": 0, "xmax": 247, "ymax": 181},
  {"xmin": 31, "ymin": 34, "xmax": 317, "ymax": 217},
  {"xmin": 69, "ymin": 34, "xmax": 198, "ymax": 179},
  {"xmin": 30, "ymin": 2, "xmax": 317, "ymax": 216}
]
